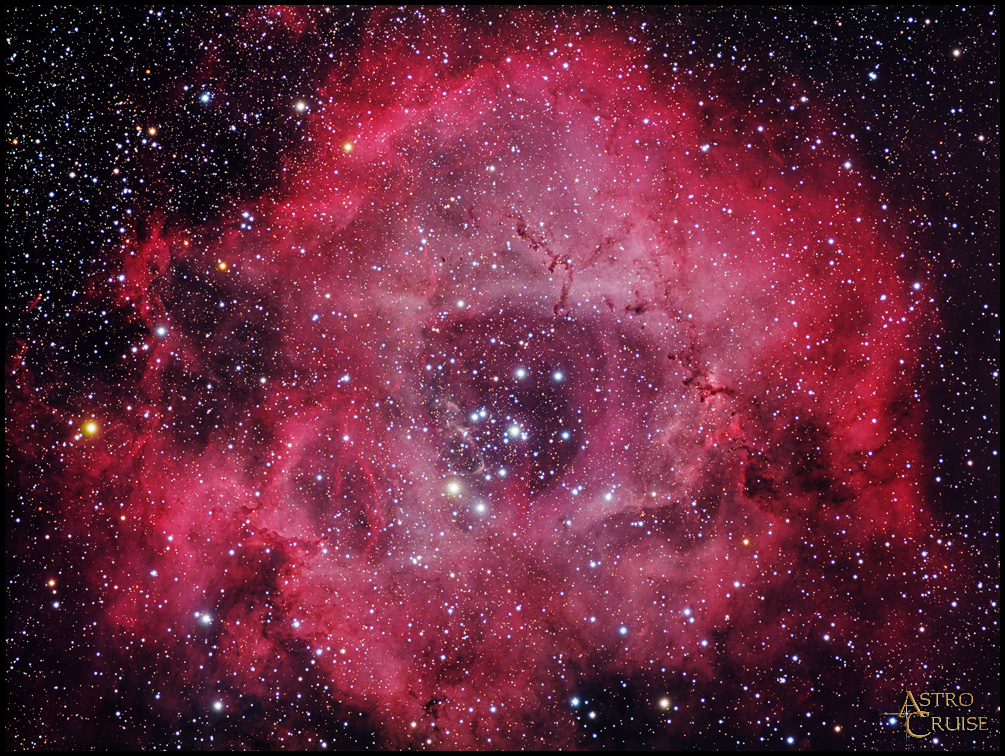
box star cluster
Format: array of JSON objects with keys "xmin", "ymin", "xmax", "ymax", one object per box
[{"xmin": 7, "ymin": 6, "xmax": 999, "ymax": 750}]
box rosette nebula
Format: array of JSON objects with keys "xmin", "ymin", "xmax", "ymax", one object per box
[{"xmin": 7, "ymin": 7, "xmax": 999, "ymax": 751}]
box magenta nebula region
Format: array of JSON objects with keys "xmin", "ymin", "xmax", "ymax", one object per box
[{"xmin": 7, "ymin": 6, "xmax": 1000, "ymax": 751}]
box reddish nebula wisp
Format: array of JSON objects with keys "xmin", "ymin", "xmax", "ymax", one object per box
[{"xmin": 15, "ymin": 14, "xmax": 954, "ymax": 749}]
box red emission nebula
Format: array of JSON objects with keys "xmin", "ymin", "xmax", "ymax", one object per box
[{"xmin": 8, "ymin": 8, "xmax": 984, "ymax": 751}]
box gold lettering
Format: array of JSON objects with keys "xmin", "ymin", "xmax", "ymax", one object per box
[
  {"xmin": 978, "ymin": 716, "xmax": 988, "ymax": 731},
  {"xmin": 918, "ymin": 692, "xmax": 930, "ymax": 708},
  {"xmin": 898, "ymin": 691, "xmax": 925, "ymax": 718},
  {"xmin": 945, "ymin": 692, "xmax": 957, "ymax": 707},
  {"xmin": 945, "ymin": 716, "xmax": 961, "ymax": 731},
  {"xmin": 905, "ymin": 711, "xmax": 931, "ymax": 738},
  {"xmin": 959, "ymin": 692, "xmax": 973, "ymax": 707},
  {"xmin": 931, "ymin": 716, "xmax": 943, "ymax": 732}
]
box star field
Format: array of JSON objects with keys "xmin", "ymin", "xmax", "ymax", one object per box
[{"xmin": 6, "ymin": 6, "xmax": 1000, "ymax": 751}]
